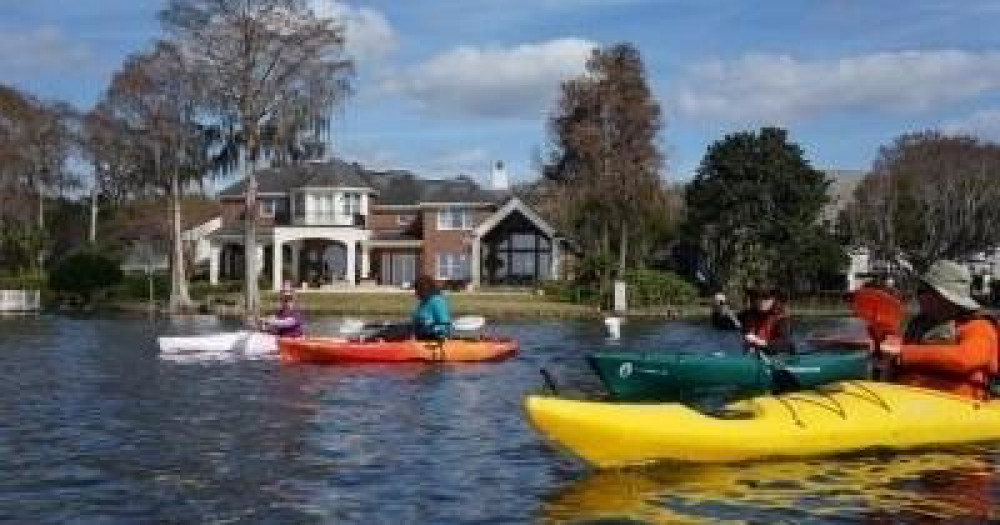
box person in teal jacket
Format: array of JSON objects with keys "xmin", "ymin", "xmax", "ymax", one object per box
[
  {"xmin": 369, "ymin": 275, "xmax": 452, "ymax": 341},
  {"xmin": 411, "ymin": 275, "xmax": 452, "ymax": 340}
]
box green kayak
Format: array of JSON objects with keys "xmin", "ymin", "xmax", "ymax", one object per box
[{"xmin": 588, "ymin": 351, "xmax": 869, "ymax": 402}]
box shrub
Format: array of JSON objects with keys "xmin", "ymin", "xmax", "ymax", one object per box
[
  {"xmin": 540, "ymin": 279, "xmax": 603, "ymax": 305},
  {"xmin": 0, "ymin": 275, "xmax": 45, "ymax": 290},
  {"xmin": 112, "ymin": 272, "xmax": 170, "ymax": 301},
  {"xmin": 189, "ymin": 280, "xmax": 242, "ymax": 300},
  {"xmin": 622, "ymin": 268, "xmax": 698, "ymax": 307},
  {"xmin": 49, "ymin": 250, "xmax": 123, "ymax": 303}
]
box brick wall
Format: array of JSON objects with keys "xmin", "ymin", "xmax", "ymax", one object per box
[
  {"xmin": 367, "ymin": 209, "xmax": 419, "ymax": 232},
  {"xmin": 219, "ymin": 198, "xmax": 285, "ymax": 227},
  {"xmin": 419, "ymin": 207, "xmax": 493, "ymax": 282}
]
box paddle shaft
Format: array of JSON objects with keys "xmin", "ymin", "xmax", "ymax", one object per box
[{"xmin": 727, "ymin": 311, "xmax": 800, "ymax": 392}]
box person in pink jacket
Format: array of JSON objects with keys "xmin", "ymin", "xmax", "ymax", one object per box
[{"xmin": 262, "ymin": 282, "xmax": 304, "ymax": 338}]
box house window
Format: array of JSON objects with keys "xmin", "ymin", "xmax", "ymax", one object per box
[
  {"xmin": 260, "ymin": 199, "xmax": 276, "ymax": 218},
  {"xmin": 437, "ymin": 207, "xmax": 472, "ymax": 230},
  {"xmin": 437, "ymin": 253, "xmax": 469, "ymax": 280},
  {"xmin": 342, "ymin": 193, "xmax": 362, "ymax": 216}
]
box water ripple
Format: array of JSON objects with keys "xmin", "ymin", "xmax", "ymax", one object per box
[{"xmin": 0, "ymin": 315, "xmax": 996, "ymax": 523}]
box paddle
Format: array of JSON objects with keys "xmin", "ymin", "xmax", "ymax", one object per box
[
  {"xmin": 850, "ymin": 287, "xmax": 904, "ymax": 344},
  {"xmin": 849, "ymin": 286, "xmax": 905, "ymax": 380},
  {"xmin": 338, "ymin": 316, "xmax": 487, "ymax": 339},
  {"xmin": 723, "ymin": 309, "xmax": 801, "ymax": 394}
]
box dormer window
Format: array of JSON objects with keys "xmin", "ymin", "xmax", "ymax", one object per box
[
  {"xmin": 342, "ymin": 193, "xmax": 362, "ymax": 216},
  {"xmin": 438, "ymin": 207, "xmax": 472, "ymax": 230}
]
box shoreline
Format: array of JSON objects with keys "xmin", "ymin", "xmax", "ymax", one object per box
[{"xmin": 94, "ymin": 292, "xmax": 854, "ymax": 321}]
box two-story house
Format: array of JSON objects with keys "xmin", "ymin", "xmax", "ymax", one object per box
[{"xmin": 207, "ymin": 159, "xmax": 571, "ymax": 291}]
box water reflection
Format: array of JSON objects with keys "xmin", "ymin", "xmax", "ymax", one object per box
[{"xmin": 542, "ymin": 448, "xmax": 997, "ymax": 523}]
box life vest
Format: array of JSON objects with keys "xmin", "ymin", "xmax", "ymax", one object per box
[
  {"xmin": 743, "ymin": 309, "xmax": 789, "ymax": 344},
  {"xmin": 900, "ymin": 311, "xmax": 999, "ymax": 399}
]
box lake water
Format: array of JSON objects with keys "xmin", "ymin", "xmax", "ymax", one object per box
[{"xmin": 0, "ymin": 314, "xmax": 996, "ymax": 523}]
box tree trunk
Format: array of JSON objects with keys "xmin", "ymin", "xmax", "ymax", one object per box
[
  {"xmin": 243, "ymin": 133, "xmax": 260, "ymax": 325},
  {"xmin": 168, "ymin": 168, "xmax": 192, "ymax": 313},
  {"xmin": 89, "ymin": 180, "xmax": 98, "ymax": 245},
  {"xmin": 618, "ymin": 218, "xmax": 628, "ymax": 276},
  {"xmin": 601, "ymin": 220, "xmax": 611, "ymax": 309},
  {"xmin": 36, "ymin": 178, "xmax": 45, "ymax": 273}
]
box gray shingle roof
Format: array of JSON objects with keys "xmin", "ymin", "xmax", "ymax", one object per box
[
  {"xmin": 218, "ymin": 158, "xmax": 508, "ymax": 205},
  {"xmin": 219, "ymin": 158, "xmax": 369, "ymax": 197}
]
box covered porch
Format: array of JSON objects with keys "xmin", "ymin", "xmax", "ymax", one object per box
[{"xmin": 208, "ymin": 226, "xmax": 371, "ymax": 290}]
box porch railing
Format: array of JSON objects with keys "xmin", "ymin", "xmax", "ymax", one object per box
[
  {"xmin": 0, "ymin": 290, "xmax": 41, "ymax": 312},
  {"xmin": 292, "ymin": 213, "xmax": 366, "ymax": 227}
]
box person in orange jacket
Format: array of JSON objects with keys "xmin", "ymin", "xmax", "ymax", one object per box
[{"xmin": 879, "ymin": 260, "xmax": 998, "ymax": 400}]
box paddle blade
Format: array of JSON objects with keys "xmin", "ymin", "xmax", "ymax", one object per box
[
  {"xmin": 338, "ymin": 318, "xmax": 367, "ymax": 335},
  {"xmin": 851, "ymin": 288, "xmax": 903, "ymax": 340}
]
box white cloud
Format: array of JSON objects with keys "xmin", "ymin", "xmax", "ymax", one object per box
[
  {"xmin": 0, "ymin": 26, "xmax": 92, "ymax": 73},
  {"xmin": 383, "ymin": 38, "xmax": 598, "ymax": 119},
  {"xmin": 673, "ymin": 50, "xmax": 1000, "ymax": 123},
  {"xmin": 943, "ymin": 108, "xmax": 1000, "ymax": 140},
  {"xmin": 427, "ymin": 147, "xmax": 493, "ymax": 176},
  {"xmin": 309, "ymin": 0, "xmax": 397, "ymax": 62}
]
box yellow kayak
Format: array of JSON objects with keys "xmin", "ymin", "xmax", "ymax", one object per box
[{"xmin": 525, "ymin": 381, "xmax": 1000, "ymax": 467}]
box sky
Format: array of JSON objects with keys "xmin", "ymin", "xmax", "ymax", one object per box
[{"xmin": 4, "ymin": 0, "xmax": 1000, "ymax": 188}]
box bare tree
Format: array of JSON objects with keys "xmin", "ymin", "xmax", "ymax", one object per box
[
  {"xmin": 160, "ymin": 0, "xmax": 352, "ymax": 322},
  {"xmin": 844, "ymin": 131, "xmax": 1000, "ymax": 271},
  {"xmin": 544, "ymin": 43, "xmax": 667, "ymax": 284},
  {"xmin": 101, "ymin": 41, "xmax": 211, "ymax": 312},
  {"xmin": 0, "ymin": 86, "xmax": 77, "ymax": 273}
]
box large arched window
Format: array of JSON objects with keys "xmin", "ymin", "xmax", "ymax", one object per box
[{"xmin": 481, "ymin": 211, "xmax": 552, "ymax": 285}]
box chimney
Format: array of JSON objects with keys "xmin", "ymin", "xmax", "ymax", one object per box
[{"xmin": 490, "ymin": 160, "xmax": 508, "ymax": 190}]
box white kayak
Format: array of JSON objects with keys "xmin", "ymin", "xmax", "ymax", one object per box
[{"xmin": 157, "ymin": 331, "xmax": 278, "ymax": 361}]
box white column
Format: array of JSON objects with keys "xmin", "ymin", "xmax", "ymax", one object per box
[
  {"xmin": 345, "ymin": 239, "xmax": 357, "ymax": 285},
  {"xmin": 360, "ymin": 242, "xmax": 371, "ymax": 279},
  {"xmin": 470, "ymin": 235, "xmax": 481, "ymax": 289},
  {"xmin": 291, "ymin": 241, "xmax": 301, "ymax": 286},
  {"xmin": 255, "ymin": 244, "xmax": 264, "ymax": 287},
  {"xmin": 272, "ymin": 240, "xmax": 283, "ymax": 291},
  {"xmin": 209, "ymin": 243, "xmax": 221, "ymax": 286},
  {"xmin": 550, "ymin": 238, "xmax": 560, "ymax": 280}
]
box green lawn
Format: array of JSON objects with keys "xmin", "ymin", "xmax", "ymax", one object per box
[
  {"xmin": 263, "ymin": 291, "xmax": 601, "ymax": 319},
  {"xmin": 256, "ymin": 292, "xmax": 853, "ymax": 320},
  {"xmin": 109, "ymin": 288, "xmax": 854, "ymax": 320}
]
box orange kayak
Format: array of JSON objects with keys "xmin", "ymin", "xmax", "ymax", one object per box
[{"xmin": 279, "ymin": 337, "xmax": 519, "ymax": 363}]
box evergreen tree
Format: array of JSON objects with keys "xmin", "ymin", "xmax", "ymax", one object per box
[{"xmin": 684, "ymin": 127, "xmax": 840, "ymax": 294}]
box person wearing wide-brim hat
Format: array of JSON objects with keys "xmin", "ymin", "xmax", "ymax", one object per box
[
  {"xmin": 262, "ymin": 281, "xmax": 304, "ymax": 338},
  {"xmin": 880, "ymin": 260, "xmax": 998, "ymax": 400}
]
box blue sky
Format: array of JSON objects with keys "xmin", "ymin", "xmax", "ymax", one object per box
[{"xmin": 4, "ymin": 1, "xmax": 1000, "ymax": 188}]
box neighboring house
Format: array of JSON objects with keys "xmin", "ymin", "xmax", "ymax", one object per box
[
  {"xmin": 207, "ymin": 158, "xmax": 572, "ymax": 291},
  {"xmin": 826, "ymin": 169, "xmax": 1000, "ymax": 299},
  {"xmin": 116, "ymin": 200, "xmax": 223, "ymax": 274}
]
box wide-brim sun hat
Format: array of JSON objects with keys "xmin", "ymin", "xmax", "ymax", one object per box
[{"xmin": 919, "ymin": 260, "xmax": 980, "ymax": 311}]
